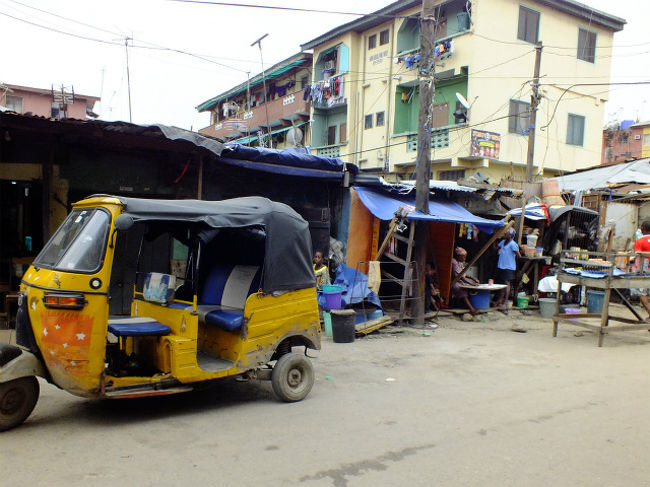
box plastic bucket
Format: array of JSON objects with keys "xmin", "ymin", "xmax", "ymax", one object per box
[
  {"xmin": 516, "ymin": 295, "xmax": 530, "ymax": 308},
  {"xmin": 322, "ymin": 285, "xmax": 343, "ymax": 310},
  {"xmin": 469, "ymin": 290, "xmax": 490, "ymax": 310},
  {"xmin": 587, "ymin": 290, "xmax": 605, "ymax": 314},
  {"xmin": 538, "ymin": 297, "xmax": 556, "ymax": 318},
  {"xmin": 527, "ymin": 234, "xmax": 538, "ymax": 247},
  {"xmin": 323, "ymin": 311, "xmax": 332, "ymax": 337},
  {"xmin": 330, "ymin": 309, "xmax": 356, "ymax": 343}
]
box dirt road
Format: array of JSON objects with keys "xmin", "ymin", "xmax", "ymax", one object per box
[{"xmin": 2, "ymin": 310, "xmax": 650, "ymax": 486}]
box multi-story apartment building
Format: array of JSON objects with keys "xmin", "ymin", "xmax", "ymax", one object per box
[
  {"xmin": 602, "ymin": 121, "xmax": 650, "ymax": 164},
  {"xmin": 300, "ymin": 0, "xmax": 625, "ymax": 182},
  {"xmin": 197, "ymin": 52, "xmax": 312, "ymax": 148},
  {"xmin": 0, "ymin": 83, "xmax": 99, "ymax": 119}
]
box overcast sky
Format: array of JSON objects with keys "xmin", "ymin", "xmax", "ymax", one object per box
[{"xmin": 1, "ymin": 0, "xmax": 648, "ymax": 130}]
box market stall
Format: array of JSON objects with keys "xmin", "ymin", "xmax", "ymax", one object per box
[{"xmin": 552, "ymin": 251, "xmax": 650, "ymax": 346}]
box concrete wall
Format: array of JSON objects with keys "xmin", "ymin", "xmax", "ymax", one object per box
[
  {"xmin": 307, "ymin": 0, "xmax": 618, "ymax": 182},
  {"xmin": 2, "ymin": 88, "xmax": 90, "ymax": 119}
]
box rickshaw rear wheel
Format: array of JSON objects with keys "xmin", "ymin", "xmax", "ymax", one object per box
[
  {"xmin": 271, "ymin": 353, "xmax": 314, "ymax": 402},
  {"xmin": 0, "ymin": 376, "xmax": 39, "ymax": 432}
]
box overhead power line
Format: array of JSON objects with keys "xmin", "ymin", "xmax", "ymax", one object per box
[
  {"xmin": 7, "ymin": 0, "xmax": 259, "ymax": 64},
  {"xmin": 166, "ymin": 0, "xmax": 416, "ymax": 19},
  {"xmin": 0, "ymin": 8, "xmax": 250, "ymax": 73}
]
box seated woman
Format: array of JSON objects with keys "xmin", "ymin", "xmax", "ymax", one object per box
[{"xmin": 451, "ymin": 247, "xmax": 480, "ymax": 315}]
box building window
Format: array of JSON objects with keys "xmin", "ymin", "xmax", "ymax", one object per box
[
  {"xmin": 365, "ymin": 114, "xmax": 373, "ymax": 129},
  {"xmin": 327, "ymin": 126, "xmax": 337, "ymax": 145},
  {"xmin": 379, "ymin": 29, "xmax": 390, "ymax": 46},
  {"xmin": 340, "ymin": 122, "xmax": 347, "ymax": 142},
  {"xmin": 301, "ymin": 76, "xmax": 309, "ymax": 89},
  {"xmin": 376, "ymin": 111, "xmax": 385, "ymax": 127},
  {"xmin": 566, "ymin": 114, "xmax": 585, "ymax": 146},
  {"xmin": 643, "ymin": 133, "xmax": 650, "ymax": 146},
  {"xmin": 5, "ymin": 95, "xmax": 23, "ymax": 113},
  {"xmin": 517, "ymin": 6, "xmax": 539, "ymax": 44},
  {"xmin": 439, "ymin": 169, "xmax": 465, "ymax": 181},
  {"xmin": 51, "ymin": 102, "xmax": 63, "ymax": 119},
  {"xmin": 578, "ymin": 28, "xmax": 596, "ymax": 63},
  {"xmin": 508, "ymin": 99, "xmax": 530, "ymax": 135},
  {"xmin": 368, "ymin": 34, "xmax": 377, "ymax": 50}
]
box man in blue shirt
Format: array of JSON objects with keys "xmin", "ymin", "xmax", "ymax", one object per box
[{"xmin": 494, "ymin": 227, "xmax": 521, "ymax": 311}]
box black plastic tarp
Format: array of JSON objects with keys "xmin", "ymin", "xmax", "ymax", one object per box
[{"xmin": 114, "ymin": 196, "xmax": 315, "ymax": 292}]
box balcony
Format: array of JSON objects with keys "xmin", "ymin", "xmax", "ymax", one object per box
[
  {"xmin": 200, "ymin": 89, "xmax": 310, "ymax": 140},
  {"xmin": 314, "ymin": 144, "xmax": 344, "ymax": 158}
]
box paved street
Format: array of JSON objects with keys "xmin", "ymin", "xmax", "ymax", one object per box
[{"xmin": 2, "ymin": 311, "xmax": 650, "ymax": 486}]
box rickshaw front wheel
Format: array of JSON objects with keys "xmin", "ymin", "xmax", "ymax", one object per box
[
  {"xmin": 271, "ymin": 353, "xmax": 314, "ymax": 402},
  {"xmin": 0, "ymin": 376, "xmax": 39, "ymax": 432}
]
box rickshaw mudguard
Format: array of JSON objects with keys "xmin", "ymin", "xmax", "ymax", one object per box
[
  {"xmin": 0, "ymin": 344, "xmax": 48, "ymax": 383},
  {"xmin": 22, "ymin": 278, "xmax": 111, "ymax": 398},
  {"xmin": 237, "ymin": 288, "xmax": 321, "ymax": 369}
]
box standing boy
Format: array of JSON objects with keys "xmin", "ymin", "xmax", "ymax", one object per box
[{"xmin": 494, "ymin": 227, "xmax": 521, "ymax": 311}]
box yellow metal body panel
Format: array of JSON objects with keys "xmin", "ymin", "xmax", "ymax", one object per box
[{"xmin": 21, "ymin": 201, "xmax": 122, "ymax": 397}]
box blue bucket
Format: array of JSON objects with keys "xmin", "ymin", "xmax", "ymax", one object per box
[
  {"xmin": 587, "ymin": 290, "xmax": 605, "ymax": 314},
  {"xmin": 468, "ymin": 289, "xmax": 490, "ymax": 310}
]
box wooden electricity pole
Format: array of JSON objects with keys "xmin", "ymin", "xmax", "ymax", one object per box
[
  {"xmin": 412, "ymin": 0, "xmax": 437, "ymax": 325},
  {"xmin": 525, "ymin": 42, "xmax": 542, "ymax": 183}
]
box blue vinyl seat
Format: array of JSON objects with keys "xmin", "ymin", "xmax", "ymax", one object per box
[{"xmin": 198, "ymin": 264, "xmax": 261, "ymax": 333}]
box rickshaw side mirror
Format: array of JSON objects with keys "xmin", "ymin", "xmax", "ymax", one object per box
[{"xmin": 114, "ymin": 214, "xmax": 135, "ymax": 231}]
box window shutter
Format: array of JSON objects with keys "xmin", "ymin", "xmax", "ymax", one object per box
[
  {"xmin": 526, "ymin": 11, "xmax": 538, "ymax": 43},
  {"xmin": 509, "ymin": 100, "xmax": 518, "ymax": 133},
  {"xmin": 517, "ymin": 8, "xmax": 527, "ymax": 41}
]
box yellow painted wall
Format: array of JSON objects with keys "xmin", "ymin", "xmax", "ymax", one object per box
[
  {"xmin": 309, "ymin": 0, "xmax": 617, "ymax": 182},
  {"xmin": 643, "ymin": 127, "xmax": 650, "ymax": 158}
]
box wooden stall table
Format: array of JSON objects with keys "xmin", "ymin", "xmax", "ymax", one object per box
[{"xmin": 552, "ymin": 252, "xmax": 650, "ymax": 347}]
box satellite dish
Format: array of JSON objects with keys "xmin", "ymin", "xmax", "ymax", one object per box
[
  {"xmin": 456, "ymin": 92, "xmax": 470, "ymax": 109},
  {"xmin": 286, "ymin": 127, "xmax": 304, "ymax": 146}
]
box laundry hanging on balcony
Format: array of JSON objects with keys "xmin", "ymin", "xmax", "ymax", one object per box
[
  {"xmin": 395, "ymin": 40, "xmax": 453, "ymax": 68},
  {"xmin": 306, "ymin": 76, "xmax": 345, "ymax": 107}
]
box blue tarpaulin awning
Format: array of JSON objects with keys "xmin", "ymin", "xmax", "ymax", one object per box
[{"xmin": 354, "ymin": 186, "xmax": 503, "ymax": 233}]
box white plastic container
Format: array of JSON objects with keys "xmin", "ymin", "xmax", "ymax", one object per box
[{"xmin": 526, "ymin": 234, "xmax": 538, "ymax": 247}]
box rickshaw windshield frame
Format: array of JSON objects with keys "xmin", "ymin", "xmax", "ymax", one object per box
[{"xmin": 33, "ymin": 207, "xmax": 111, "ymax": 273}]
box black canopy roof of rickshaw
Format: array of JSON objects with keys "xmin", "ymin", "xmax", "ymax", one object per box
[{"xmin": 106, "ymin": 195, "xmax": 315, "ymax": 292}]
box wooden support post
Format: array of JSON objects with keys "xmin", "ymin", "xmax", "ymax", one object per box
[
  {"xmin": 374, "ymin": 207, "xmax": 405, "ymax": 260},
  {"xmin": 197, "ymin": 155, "xmax": 204, "ymax": 200}
]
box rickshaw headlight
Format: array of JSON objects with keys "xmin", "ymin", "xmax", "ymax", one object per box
[{"xmin": 43, "ymin": 293, "xmax": 87, "ymax": 310}]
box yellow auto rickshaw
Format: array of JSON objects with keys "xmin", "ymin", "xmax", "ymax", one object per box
[{"xmin": 0, "ymin": 195, "xmax": 321, "ymax": 431}]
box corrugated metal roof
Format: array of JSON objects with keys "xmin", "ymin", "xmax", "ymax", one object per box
[
  {"xmin": 553, "ymin": 159, "xmax": 650, "ymax": 192},
  {"xmin": 398, "ymin": 179, "xmax": 477, "ymax": 193},
  {"xmin": 196, "ymin": 57, "xmax": 309, "ymax": 112}
]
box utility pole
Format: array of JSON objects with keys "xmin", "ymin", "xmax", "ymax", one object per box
[
  {"xmin": 525, "ymin": 42, "xmax": 543, "ymax": 182},
  {"xmin": 251, "ymin": 33, "xmax": 273, "ymax": 149},
  {"xmin": 412, "ymin": 0, "xmax": 437, "ymax": 325},
  {"xmin": 124, "ymin": 36, "xmax": 133, "ymax": 123}
]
